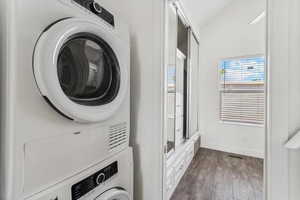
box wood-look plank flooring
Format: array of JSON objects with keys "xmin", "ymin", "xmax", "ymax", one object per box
[{"xmin": 171, "ymin": 148, "xmax": 264, "ymax": 200}]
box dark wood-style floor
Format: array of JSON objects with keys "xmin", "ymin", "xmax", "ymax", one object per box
[{"xmin": 171, "ymin": 148, "xmax": 264, "ymax": 200}]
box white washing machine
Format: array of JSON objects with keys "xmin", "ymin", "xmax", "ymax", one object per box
[
  {"xmin": 0, "ymin": 0, "xmax": 130, "ymax": 199},
  {"xmin": 26, "ymin": 148, "xmax": 133, "ymax": 200}
]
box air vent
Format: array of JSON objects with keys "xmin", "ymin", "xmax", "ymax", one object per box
[
  {"xmin": 228, "ymin": 155, "xmax": 244, "ymax": 160},
  {"xmin": 109, "ymin": 123, "xmax": 127, "ymax": 150}
]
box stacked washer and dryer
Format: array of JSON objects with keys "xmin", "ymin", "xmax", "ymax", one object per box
[{"xmin": 0, "ymin": 0, "xmax": 132, "ymax": 200}]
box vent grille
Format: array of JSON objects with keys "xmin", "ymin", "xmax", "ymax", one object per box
[
  {"xmin": 228, "ymin": 155, "xmax": 244, "ymax": 160},
  {"xmin": 109, "ymin": 123, "xmax": 127, "ymax": 150}
]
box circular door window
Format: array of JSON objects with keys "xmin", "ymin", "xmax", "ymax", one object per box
[
  {"xmin": 34, "ymin": 18, "xmax": 129, "ymax": 123},
  {"xmin": 57, "ymin": 33, "xmax": 120, "ymax": 106}
]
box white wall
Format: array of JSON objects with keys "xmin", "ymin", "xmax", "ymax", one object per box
[
  {"xmin": 180, "ymin": 0, "xmax": 233, "ymax": 29},
  {"xmin": 96, "ymin": 1, "xmax": 165, "ymax": 200},
  {"xmin": 198, "ymin": 0, "xmax": 266, "ymax": 158}
]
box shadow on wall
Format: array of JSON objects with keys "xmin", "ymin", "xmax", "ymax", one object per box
[{"xmin": 129, "ymin": 33, "xmax": 144, "ymax": 198}]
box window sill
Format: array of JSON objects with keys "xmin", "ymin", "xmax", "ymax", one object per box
[{"xmin": 219, "ymin": 120, "xmax": 264, "ymax": 128}]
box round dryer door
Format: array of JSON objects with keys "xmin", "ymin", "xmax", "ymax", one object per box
[
  {"xmin": 33, "ymin": 18, "xmax": 129, "ymax": 123},
  {"xmin": 95, "ymin": 189, "xmax": 130, "ymax": 200}
]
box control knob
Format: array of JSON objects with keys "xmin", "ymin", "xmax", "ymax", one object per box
[
  {"xmin": 96, "ymin": 173, "xmax": 105, "ymax": 185},
  {"xmin": 90, "ymin": 2, "xmax": 103, "ymax": 14}
]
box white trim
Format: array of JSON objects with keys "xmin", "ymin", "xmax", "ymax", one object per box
[
  {"xmin": 156, "ymin": 0, "xmax": 167, "ymax": 200},
  {"xmin": 264, "ymin": 1, "xmax": 269, "ymax": 199},
  {"xmin": 201, "ymin": 142, "xmax": 265, "ymax": 159},
  {"xmin": 219, "ymin": 54, "xmax": 265, "ymax": 61},
  {"xmin": 266, "ymin": 0, "xmax": 289, "ymax": 199},
  {"xmin": 220, "ymin": 120, "xmax": 265, "ymax": 128},
  {"xmin": 176, "ymin": 49, "xmax": 186, "ymax": 60},
  {"xmin": 163, "ymin": 2, "xmax": 172, "ymax": 200},
  {"xmin": 170, "ymin": 0, "xmax": 200, "ymax": 43}
]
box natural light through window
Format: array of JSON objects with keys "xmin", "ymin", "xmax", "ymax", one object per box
[{"xmin": 219, "ymin": 56, "xmax": 265, "ymax": 125}]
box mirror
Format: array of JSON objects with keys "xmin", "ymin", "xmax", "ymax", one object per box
[
  {"xmin": 165, "ymin": 3, "xmax": 200, "ymax": 155},
  {"xmin": 166, "ymin": 3, "xmax": 177, "ymax": 154},
  {"xmin": 188, "ymin": 31, "xmax": 200, "ymax": 138},
  {"xmin": 175, "ymin": 49, "xmax": 186, "ymax": 145},
  {"xmin": 166, "ymin": 3, "xmax": 192, "ymax": 155},
  {"xmin": 177, "ymin": 16, "xmax": 189, "ymax": 140}
]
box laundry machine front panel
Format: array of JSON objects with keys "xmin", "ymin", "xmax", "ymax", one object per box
[
  {"xmin": 72, "ymin": 0, "xmax": 115, "ymax": 27},
  {"xmin": 23, "ymin": 121, "xmax": 129, "ymax": 195},
  {"xmin": 33, "ymin": 18, "xmax": 130, "ymax": 123},
  {"xmin": 24, "ymin": 148, "xmax": 133, "ymax": 200},
  {"xmin": 71, "ymin": 161, "xmax": 119, "ymax": 200}
]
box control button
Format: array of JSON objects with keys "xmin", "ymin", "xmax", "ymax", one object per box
[
  {"xmin": 96, "ymin": 173, "xmax": 105, "ymax": 185},
  {"xmin": 90, "ymin": 2, "xmax": 102, "ymax": 14}
]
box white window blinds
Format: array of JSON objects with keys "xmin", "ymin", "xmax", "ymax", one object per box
[{"xmin": 219, "ymin": 56, "xmax": 265, "ymax": 125}]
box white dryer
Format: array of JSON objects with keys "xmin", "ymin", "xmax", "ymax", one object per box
[
  {"xmin": 34, "ymin": 17, "xmax": 129, "ymax": 123},
  {"xmin": 0, "ymin": 0, "xmax": 130, "ymax": 199}
]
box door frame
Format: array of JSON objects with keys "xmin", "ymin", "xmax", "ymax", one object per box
[{"xmin": 265, "ymin": 0, "xmax": 290, "ymax": 199}]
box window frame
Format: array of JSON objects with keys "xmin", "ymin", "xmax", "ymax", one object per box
[{"xmin": 218, "ymin": 54, "xmax": 265, "ymax": 127}]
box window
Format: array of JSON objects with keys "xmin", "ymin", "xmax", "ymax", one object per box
[{"xmin": 219, "ymin": 56, "xmax": 265, "ymax": 125}]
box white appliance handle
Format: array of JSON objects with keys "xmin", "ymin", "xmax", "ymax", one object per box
[{"xmin": 285, "ymin": 130, "xmax": 300, "ymax": 149}]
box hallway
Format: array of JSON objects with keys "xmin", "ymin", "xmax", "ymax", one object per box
[{"xmin": 171, "ymin": 148, "xmax": 264, "ymax": 200}]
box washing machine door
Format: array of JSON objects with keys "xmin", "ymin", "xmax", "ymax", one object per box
[
  {"xmin": 33, "ymin": 18, "xmax": 129, "ymax": 123},
  {"xmin": 95, "ymin": 189, "xmax": 130, "ymax": 200}
]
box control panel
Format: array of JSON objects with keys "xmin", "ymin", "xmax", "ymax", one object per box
[
  {"xmin": 73, "ymin": 0, "xmax": 115, "ymax": 27},
  {"xmin": 71, "ymin": 161, "xmax": 118, "ymax": 200}
]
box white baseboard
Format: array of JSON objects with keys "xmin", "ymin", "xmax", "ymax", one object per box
[{"xmin": 201, "ymin": 142, "xmax": 264, "ymax": 159}]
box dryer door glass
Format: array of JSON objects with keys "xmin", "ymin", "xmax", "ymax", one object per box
[
  {"xmin": 95, "ymin": 189, "xmax": 130, "ymax": 200},
  {"xmin": 57, "ymin": 33, "xmax": 120, "ymax": 106}
]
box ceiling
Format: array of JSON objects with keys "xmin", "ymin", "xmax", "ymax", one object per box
[{"xmin": 181, "ymin": 0, "xmax": 234, "ymax": 28}]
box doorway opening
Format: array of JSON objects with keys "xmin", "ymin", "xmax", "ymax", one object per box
[{"xmin": 163, "ymin": 0, "xmax": 267, "ymax": 200}]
